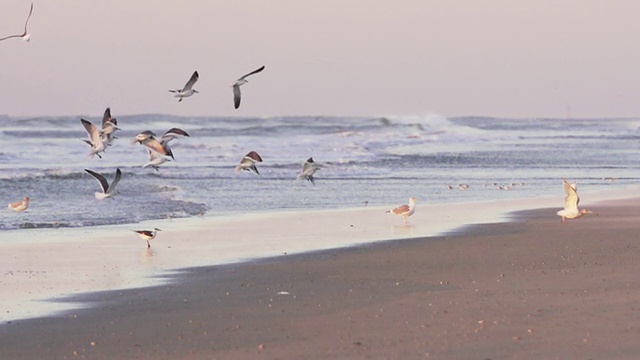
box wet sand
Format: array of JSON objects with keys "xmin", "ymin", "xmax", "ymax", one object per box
[{"xmin": 2, "ymin": 199, "xmax": 640, "ymax": 359}]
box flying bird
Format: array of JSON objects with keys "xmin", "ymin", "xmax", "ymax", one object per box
[
  {"xmin": 386, "ymin": 197, "xmax": 417, "ymax": 225},
  {"xmin": 169, "ymin": 71, "xmax": 199, "ymax": 102},
  {"xmin": 297, "ymin": 157, "xmax": 321, "ymax": 185},
  {"xmin": 235, "ymin": 151, "xmax": 263, "ymax": 175},
  {"xmin": 7, "ymin": 197, "xmax": 29, "ymax": 212},
  {"xmin": 0, "ymin": 2, "xmax": 33, "ymax": 42},
  {"xmin": 134, "ymin": 128, "xmax": 189, "ymax": 169},
  {"xmin": 556, "ymin": 179, "xmax": 597, "ymax": 222},
  {"xmin": 85, "ymin": 168, "xmax": 122, "ymax": 200},
  {"xmin": 143, "ymin": 149, "xmax": 170, "ymax": 171},
  {"xmin": 100, "ymin": 107, "xmax": 120, "ymax": 146},
  {"xmin": 233, "ymin": 65, "xmax": 265, "ymax": 109},
  {"xmin": 132, "ymin": 228, "xmax": 161, "ymax": 248},
  {"xmin": 80, "ymin": 118, "xmax": 106, "ymax": 159}
]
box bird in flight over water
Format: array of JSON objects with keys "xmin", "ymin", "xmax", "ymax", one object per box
[
  {"xmin": 169, "ymin": 71, "xmax": 199, "ymax": 102},
  {"xmin": 233, "ymin": 65, "xmax": 265, "ymax": 109}
]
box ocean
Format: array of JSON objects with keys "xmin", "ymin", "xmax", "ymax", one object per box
[{"xmin": 1, "ymin": 114, "xmax": 639, "ymax": 233}]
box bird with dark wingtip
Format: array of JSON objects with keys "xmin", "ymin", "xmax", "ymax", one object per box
[
  {"xmin": 298, "ymin": 157, "xmax": 321, "ymax": 185},
  {"xmin": 132, "ymin": 228, "xmax": 162, "ymax": 248},
  {"xmin": 133, "ymin": 128, "xmax": 190, "ymax": 170},
  {"xmin": 235, "ymin": 151, "xmax": 263, "ymax": 175},
  {"xmin": 233, "ymin": 66, "xmax": 265, "ymax": 109},
  {"xmin": 169, "ymin": 71, "xmax": 199, "ymax": 102},
  {"xmin": 85, "ymin": 168, "xmax": 122, "ymax": 200},
  {"xmin": 0, "ymin": 2, "xmax": 33, "ymax": 42}
]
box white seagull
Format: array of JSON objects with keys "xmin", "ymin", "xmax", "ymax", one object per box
[
  {"xmin": 386, "ymin": 197, "xmax": 417, "ymax": 225},
  {"xmin": 169, "ymin": 71, "xmax": 199, "ymax": 102},
  {"xmin": 556, "ymin": 179, "xmax": 597, "ymax": 223},
  {"xmin": 80, "ymin": 118, "xmax": 106, "ymax": 159},
  {"xmin": 0, "ymin": 2, "xmax": 33, "ymax": 42},
  {"xmin": 132, "ymin": 228, "xmax": 162, "ymax": 248},
  {"xmin": 233, "ymin": 65, "xmax": 265, "ymax": 109},
  {"xmin": 85, "ymin": 168, "xmax": 122, "ymax": 200},
  {"xmin": 297, "ymin": 157, "xmax": 321, "ymax": 185},
  {"xmin": 235, "ymin": 151, "xmax": 263, "ymax": 175},
  {"xmin": 7, "ymin": 197, "xmax": 30, "ymax": 212}
]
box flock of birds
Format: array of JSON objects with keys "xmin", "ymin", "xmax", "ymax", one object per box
[
  {"xmin": 3, "ymin": 3, "xmax": 600, "ymax": 247},
  {"xmin": 1, "ymin": 3, "xmax": 323, "ymax": 248}
]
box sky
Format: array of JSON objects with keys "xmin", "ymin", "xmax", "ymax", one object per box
[{"xmin": 1, "ymin": 0, "xmax": 640, "ymax": 119}]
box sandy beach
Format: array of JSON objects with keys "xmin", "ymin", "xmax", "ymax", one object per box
[{"xmin": 1, "ymin": 195, "xmax": 640, "ymax": 359}]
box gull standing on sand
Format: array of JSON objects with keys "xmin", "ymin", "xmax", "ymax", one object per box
[
  {"xmin": 233, "ymin": 65, "xmax": 265, "ymax": 109},
  {"xmin": 132, "ymin": 228, "xmax": 161, "ymax": 248},
  {"xmin": 235, "ymin": 151, "xmax": 263, "ymax": 175},
  {"xmin": 556, "ymin": 179, "xmax": 597, "ymax": 222},
  {"xmin": 169, "ymin": 71, "xmax": 199, "ymax": 102},
  {"xmin": 80, "ymin": 119, "xmax": 106, "ymax": 159},
  {"xmin": 386, "ymin": 197, "xmax": 417, "ymax": 225},
  {"xmin": 85, "ymin": 168, "xmax": 122, "ymax": 200},
  {"xmin": 297, "ymin": 157, "xmax": 321, "ymax": 185},
  {"xmin": 0, "ymin": 2, "xmax": 33, "ymax": 42},
  {"xmin": 7, "ymin": 197, "xmax": 29, "ymax": 212}
]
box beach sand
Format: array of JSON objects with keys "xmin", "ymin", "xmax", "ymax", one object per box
[{"xmin": 1, "ymin": 198, "xmax": 640, "ymax": 359}]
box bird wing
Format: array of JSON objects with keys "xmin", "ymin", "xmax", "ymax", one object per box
[
  {"xmin": 0, "ymin": 2, "xmax": 33, "ymax": 41},
  {"xmin": 563, "ymin": 180, "xmax": 579, "ymax": 211},
  {"xmin": 238, "ymin": 65, "xmax": 265, "ymax": 81},
  {"xmin": 8, "ymin": 199, "xmax": 24, "ymax": 208},
  {"xmin": 391, "ymin": 204, "xmax": 410, "ymax": 215},
  {"xmin": 85, "ymin": 169, "xmax": 109, "ymax": 193},
  {"xmin": 233, "ymin": 84, "xmax": 241, "ymax": 109},
  {"xmin": 182, "ymin": 71, "xmax": 199, "ymax": 91},
  {"xmin": 24, "ymin": 2, "xmax": 33, "ymax": 34},
  {"xmin": 107, "ymin": 168, "xmax": 122, "ymax": 194},
  {"xmin": 0, "ymin": 34, "xmax": 21, "ymax": 41},
  {"xmin": 161, "ymin": 128, "xmax": 190, "ymax": 144},
  {"xmin": 101, "ymin": 107, "xmax": 112, "ymax": 127},
  {"xmin": 142, "ymin": 138, "xmax": 168, "ymax": 156},
  {"xmin": 245, "ymin": 151, "xmax": 263, "ymax": 162},
  {"xmin": 81, "ymin": 119, "xmax": 101, "ymax": 144}
]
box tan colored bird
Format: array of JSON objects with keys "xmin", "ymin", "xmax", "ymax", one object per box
[
  {"xmin": 386, "ymin": 197, "xmax": 417, "ymax": 225},
  {"xmin": 7, "ymin": 197, "xmax": 30, "ymax": 212}
]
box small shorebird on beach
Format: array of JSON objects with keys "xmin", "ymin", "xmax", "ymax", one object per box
[
  {"xmin": 0, "ymin": 2, "xmax": 33, "ymax": 42},
  {"xmin": 169, "ymin": 71, "xmax": 199, "ymax": 102},
  {"xmin": 386, "ymin": 197, "xmax": 417, "ymax": 225},
  {"xmin": 85, "ymin": 168, "xmax": 122, "ymax": 200},
  {"xmin": 556, "ymin": 179, "xmax": 597, "ymax": 223},
  {"xmin": 7, "ymin": 197, "xmax": 29, "ymax": 212},
  {"xmin": 233, "ymin": 65, "xmax": 265, "ymax": 109},
  {"xmin": 132, "ymin": 228, "xmax": 161, "ymax": 248},
  {"xmin": 297, "ymin": 157, "xmax": 321, "ymax": 185},
  {"xmin": 80, "ymin": 119, "xmax": 106, "ymax": 159},
  {"xmin": 235, "ymin": 151, "xmax": 263, "ymax": 175}
]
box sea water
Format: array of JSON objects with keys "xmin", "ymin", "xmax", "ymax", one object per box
[{"xmin": 1, "ymin": 113, "xmax": 639, "ymax": 233}]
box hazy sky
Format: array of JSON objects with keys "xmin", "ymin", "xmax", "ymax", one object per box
[{"xmin": 1, "ymin": 0, "xmax": 639, "ymax": 119}]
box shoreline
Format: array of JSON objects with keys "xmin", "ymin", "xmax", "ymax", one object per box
[
  {"xmin": 1, "ymin": 186, "xmax": 639, "ymax": 323},
  {"xmin": 2, "ymin": 197, "xmax": 640, "ymax": 358}
]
